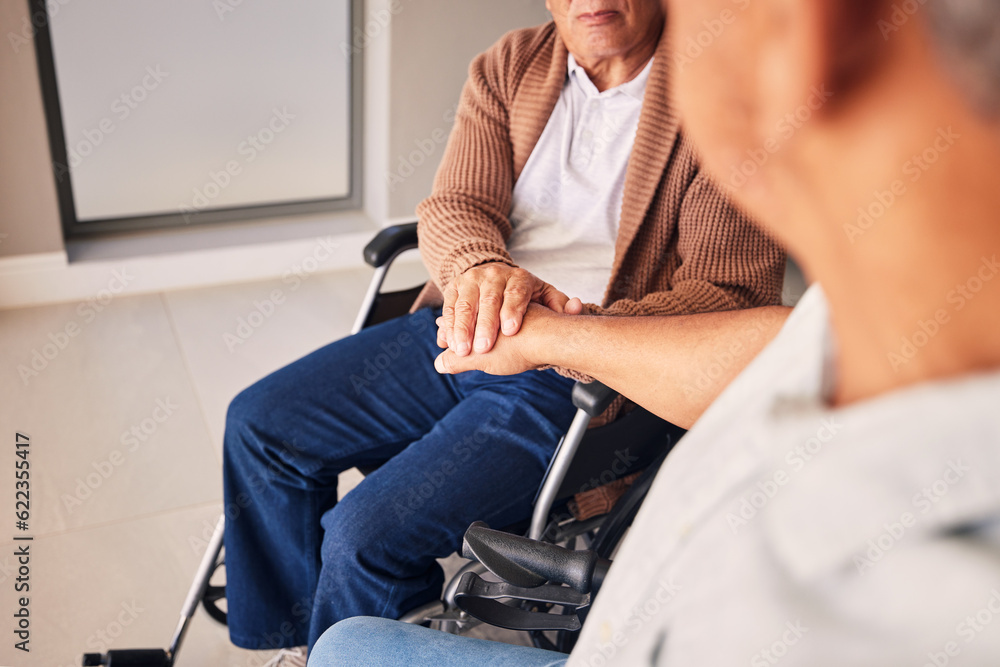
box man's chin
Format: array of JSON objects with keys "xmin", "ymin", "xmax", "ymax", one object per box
[{"xmin": 574, "ymin": 35, "xmax": 634, "ymax": 60}]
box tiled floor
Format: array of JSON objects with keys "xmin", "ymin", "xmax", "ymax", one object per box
[{"xmin": 0, "ymin": 259, "xmax": 445, "ymax": 667}]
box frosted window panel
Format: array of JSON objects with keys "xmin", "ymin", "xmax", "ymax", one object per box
[{"xmin": 48, "ymin": 0, "xmax": 351, "ymax": 221}]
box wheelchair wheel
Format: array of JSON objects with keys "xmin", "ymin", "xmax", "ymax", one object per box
[{"xmin": 201, "ymin": 557, "xmax": 228, "ymax": 625}]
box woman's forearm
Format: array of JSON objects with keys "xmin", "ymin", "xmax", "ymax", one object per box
[{"xmin": 529, "ymin": 306, "xmax": 791, "ymax": 428}]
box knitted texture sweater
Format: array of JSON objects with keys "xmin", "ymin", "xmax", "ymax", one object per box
[{"xmin": 414, "ymin": 22, "xmax": 785, "ymax": 404}]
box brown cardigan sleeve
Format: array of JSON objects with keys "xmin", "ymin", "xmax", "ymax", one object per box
[
  {"xmin": 414, "ymin": 39, "xmax": 519, "ymax": 291},
  {"xmin": 552, "ymin": 167, "xmax": 785, "ymax": 386},
  {"xmin": 587, "ymin": 171, "xmax": 785, "ymax": 318}
]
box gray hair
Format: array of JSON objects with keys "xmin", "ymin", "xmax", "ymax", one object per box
[{"xmin": 926, "ymin": 0, "xmax": 1000, "ymax": 114}]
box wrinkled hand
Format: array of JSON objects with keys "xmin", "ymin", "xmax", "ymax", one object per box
[
  {"xmin": 437, "ymin": 262, "xmax": 582, "ymax": 356},
  {"xmin": 435, "ymin": 303, "xmax": 555, "ymax": 376}
]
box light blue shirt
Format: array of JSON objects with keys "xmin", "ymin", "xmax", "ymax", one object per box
[{"xmin": 569, "ymin": 286, "xmax": 1000, "ymax": 666}]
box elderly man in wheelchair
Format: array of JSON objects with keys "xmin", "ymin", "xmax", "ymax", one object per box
[{"xmin": 218, "ymin": 0, "xmax": 783, "ymax": 662}]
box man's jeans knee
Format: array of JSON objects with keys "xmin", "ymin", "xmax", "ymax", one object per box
[{"xmin": 222, "ymin": 308, "xmax": 577, "ymax": 651}]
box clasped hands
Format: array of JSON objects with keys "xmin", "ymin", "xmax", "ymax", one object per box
[{"xmin": 433, "ymin": 262, "xmax": 582, "ymax": 375}]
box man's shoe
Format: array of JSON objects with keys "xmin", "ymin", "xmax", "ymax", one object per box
[{"xmin": 262, "ymin": 646, "xmax": 307, "ymax": 667}]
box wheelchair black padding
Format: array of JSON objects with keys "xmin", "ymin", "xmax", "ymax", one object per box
[
  {"xmin": 457, "ymin": 594, "xmax": 583, "ymax": 632},
  {"xmin": 361, "ymin": 284, "xmax": 427, "ymax": 331},
  {"xmin": 589, "ymin": 444, "xmax": 672, "ymax": 559},
  {"xmin": 82, "ymin": 649, "xmax": 170, "ymax": 666},
  {"xmin": 462, "ymin": 521, "xmax": 610, "ymax": 593},
  {"xmin": 455, "ymin": 524, "xmax": 613, "ymax": 633},
  {"xmin": 455, "ymin": 447, "xmax": 674, "ymax": 653},
  {"xmin": 455, "ymin": 571, "xmax": 591, "ymax": 606},
  {"xmin": 545, "ymin": 445, "xmax": 674, "ymax": 653},
  {"xmin": 571, "ymin": 380, "xmax": 619, "ymax": 417},
  {"xmin": 363, "ymin": 222, "xmax": 419, "ymax": 268},
  {"xmin": 543, "ymin": 407, "xmax": 686, "ymax": 504}
]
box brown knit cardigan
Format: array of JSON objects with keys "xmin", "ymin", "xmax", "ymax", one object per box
[{"xmin": 414, "ymin": 22, "xmax": 785, "ymax": 407}]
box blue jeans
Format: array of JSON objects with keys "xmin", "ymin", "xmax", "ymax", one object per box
[
  {"xmin": 223, "ymin": 308, "xmax": 577, "ymax": 651},
  {"xmin": 307, "ymin": 617, "xmax": 569, "ymax": 666}
]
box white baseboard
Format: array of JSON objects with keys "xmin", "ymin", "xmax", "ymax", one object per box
[
  {"xmin": 0, "ymin": 251, "xmax": 68, "ymax": 274},
  {"xmin": 0, "ymin": 214, "xmax": 420, "ymax": 310}
]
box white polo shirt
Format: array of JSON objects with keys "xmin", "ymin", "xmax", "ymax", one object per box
[{"xmin": 506, "ymin": 55, "xmax": 652, "ymax": 306}]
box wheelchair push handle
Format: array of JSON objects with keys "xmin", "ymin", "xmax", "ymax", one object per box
[{"xmin": 462, "ymin": 522, "xmax": 610, "ymax": 594}]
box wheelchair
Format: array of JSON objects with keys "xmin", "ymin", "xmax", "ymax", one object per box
[{"xmin": 81, "ymin": 221, "xmax": 684, "ymax": 666}]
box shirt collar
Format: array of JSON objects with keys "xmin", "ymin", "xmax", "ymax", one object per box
[{"xmin": 567, "ymin": 53, "xmax": 653, "ymax": 101}]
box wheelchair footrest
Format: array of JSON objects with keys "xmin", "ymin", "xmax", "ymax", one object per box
[
  {"xmin": 454, "ymin": 571, "xmax": 587, "ymax": 632},
  {"xmin": 82, "ymin": 648, "xmax": 170, "ymax": 666}
]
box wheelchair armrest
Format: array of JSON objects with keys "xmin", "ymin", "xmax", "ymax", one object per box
[
  {"xmin": 363, "ymin": 221, "xmax": 419, "ymax": 268},
  {"xmin": 462, "ymin": 521, "xmax": 611, "ymax": 594},
  {"xmin": 571, "ymin": 380, "xmax": 619, "ymax": 417}
]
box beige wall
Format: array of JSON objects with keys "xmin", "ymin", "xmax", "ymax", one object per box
[
  {"xmin": 0, "ymin": 1, "xmax": 65, "ymax": 258},
  {"xmin": 384, "ymin": 0, "xmax": 552, "ymax": 219},
  {"xmin": 0, "ymin": 0, "xmax": 551, "ymax": 262}
]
